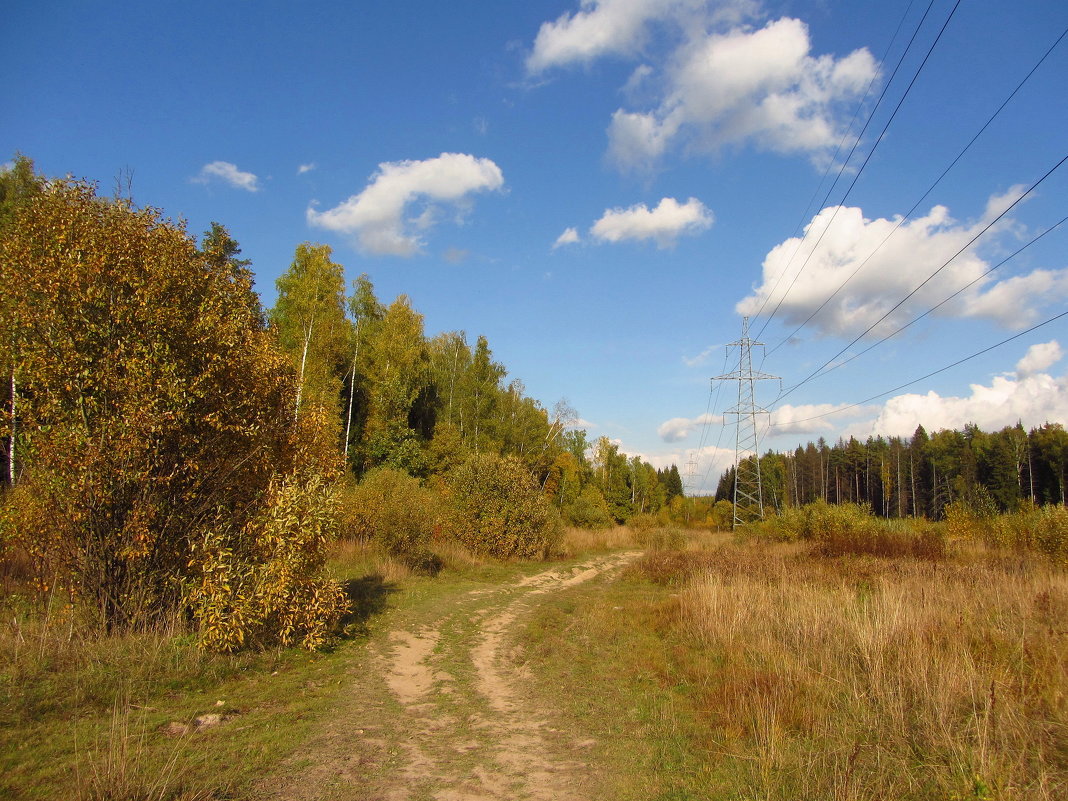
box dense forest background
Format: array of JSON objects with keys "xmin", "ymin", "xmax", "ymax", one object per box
[{"xmin": 715, "ymin": 422, "xmax": 1068, "ymax": 520}]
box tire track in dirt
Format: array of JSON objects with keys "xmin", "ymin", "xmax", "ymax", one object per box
[{"xmin": 261, "ymin": 551, "xmax": 637, "ymax": 801}]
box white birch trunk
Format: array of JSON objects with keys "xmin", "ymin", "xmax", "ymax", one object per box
[
  {"xmin": 7, "ymin": 372, "xmax": 15, "ymax": 486},
  {"xmin": 295, "ymin": 320, "xmax": 314, "ymax": 419}
]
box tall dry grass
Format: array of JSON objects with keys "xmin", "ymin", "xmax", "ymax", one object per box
[
  {"xmin": 668, "ymin": 543, "xmax": 1068, "ymax": 799},
  {"xmin": 557, "ymin": 525, "xmax": 644, "ymax": 557}
]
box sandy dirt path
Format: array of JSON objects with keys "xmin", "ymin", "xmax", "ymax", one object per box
[{"xmin": 260, "ymin": 551, "xmax": 638, "ymax": 801}]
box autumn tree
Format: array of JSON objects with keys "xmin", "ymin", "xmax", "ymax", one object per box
[
  {"xmin": 0, "ymin": 177, "xmax": 344, "ymax": 642},
  {"xmin": 0, "ymin": 155, "xmax": 44, "ymax": 488}
]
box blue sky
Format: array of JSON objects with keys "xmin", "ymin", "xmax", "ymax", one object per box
[{"xmin": 4, "ymin": 0, "xmax": 1067, "ymax": 492}]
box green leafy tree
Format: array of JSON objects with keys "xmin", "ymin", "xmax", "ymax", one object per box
[
  {"xmin": 342, "ymin": 274, "xmax": 385, "ymax": 467},
  {"xmin": 359, "ymin": 295, "xmax": 430, "ymax": 473},
  {"xmin": 460, "ymin": 335, "xmax": 505, "ymax": 452},
  {"xmin": 271, "ymin": 243, "xmax": 348, "ymax": 420}
]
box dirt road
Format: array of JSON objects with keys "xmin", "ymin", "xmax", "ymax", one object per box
[{"xmin": 261, "ymin": 551, "xmax": 638, "ymax": 801}]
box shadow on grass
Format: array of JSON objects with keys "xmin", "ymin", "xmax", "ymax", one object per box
[{"xmin": 338, "ymin": 574, "xmax": 400, "ymax": 640}]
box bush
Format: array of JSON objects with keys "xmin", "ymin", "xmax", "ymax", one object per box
[
  {"xmin": 561, "ymin": 485, "xmax": 614, "ymax": 530},
  {"xmin": 762, "ymin": 501, "xmax": 946, "ymax": 560},
  {"xmin": 339, "ymin": 467, "xmax": 437, "ymax": 562},
  {"xmin": 187, "ymin": 472, "xmax": 347, "ymax": 652},
  {"xmin": 444, "ymin": 453, "xmax": 562, "ymax": 560},
  {"xmin": 627, "ymin": 513, "xmax": 660, "ymax": 533},
  {"xmin": 986, "ymin": 502, "xmax": 1068, "ymax": 565}
]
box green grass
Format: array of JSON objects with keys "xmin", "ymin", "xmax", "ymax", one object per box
[{"xmin": 0, "ymin": 541, "xmax": 410, "ymax": 800}]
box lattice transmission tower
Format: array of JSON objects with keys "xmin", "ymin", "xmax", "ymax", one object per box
[{"xmin": 714, "ymin": 317, "xmax": 779, "ymax": 528}]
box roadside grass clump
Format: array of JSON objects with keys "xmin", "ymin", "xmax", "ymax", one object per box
[
  {"xmin": 557, "ymin": 525, "xmax": 642, "ymax": 558},
  {"xmin": 1, "ymin": 531, "xmax": 401, "ymax": 800},
  {"xmin": 74, "ymin": 702, "xmax": 213, "ymax": 801}
]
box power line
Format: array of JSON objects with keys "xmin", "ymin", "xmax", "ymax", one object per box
[
  {"xmin": 768, "ymin": 308, "xmax": 1068, "ymax": 429},
  {"xmin": 765, "ymin": 24, "xmax": 1068, "ymax": 358},
  {"xmin": 813, "ymin": 213, "xmax": 1068, "ymax": 379},
  {"xmin": 747, "ymin": 0, "xmax": 927, "ymax": 326},
  {"xmin": 754, "ymin": 0, "xmax": 963, "ymax": 338},
  {"xmin": 775, "ymin": 152, "xmax": 1068, "ymax": 405}
]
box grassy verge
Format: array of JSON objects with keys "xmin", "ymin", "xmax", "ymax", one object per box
[
  {"xmin": 520, "ymin": 531, "xmax": 1068, "ymax": 800},
  {"xmin": 0, "ymin": 540, "xmax": 414, "ymax": 800}
]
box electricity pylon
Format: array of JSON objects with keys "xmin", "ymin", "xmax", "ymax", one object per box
[{"xmin": 714, "ymin": 317, "xmax": 779, "ymax": 528}]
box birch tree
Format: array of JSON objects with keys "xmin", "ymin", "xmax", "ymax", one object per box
[{"xmin": 270, "ymin": 243, "xmax": 348, "ymax": 421}]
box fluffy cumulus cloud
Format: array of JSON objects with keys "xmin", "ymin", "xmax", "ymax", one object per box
[
  {"xmin": 307, "ymin": 153, "xmax": 504, "ymax": 256},
  {"xmin": 297, "ymin": 163, "xmax": 316, "ymax": 174},
  {"xmin": 657, "ymin": 412, "xmax": 722, "ymax": 442},
  {"xmin": 769, "ymin": 402, "xmax": 870, "ymax": 436},
  {"xmin": 736, "ymin": 191, "xmax": 1068, "ymax": 338},
  {"xmin": 553, "ymin": 226, "xmax": 581, "ymax": 248},
  {"xmin": 1016, "ymin": 340, "xmax": 1063, "ymax": 377},
  {"xmin": 591, "ymin": 196, "xmax": 712, "ymax": 247},
  {"xmin": 527, "ymin": 0, "xmax": 681, "ymax": 72},
  {"xmin": 854, "ymin": 366, "xmax": 1068, "ymax": 440},
  {"xmin": 529, "ymin": 2, "xmax": 877, "ymax": 170},
  {"xmin": 193, "ymin": 161, "xmax": 260, "ymax": 192}
]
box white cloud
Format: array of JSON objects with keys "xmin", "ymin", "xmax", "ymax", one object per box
[
  {"xmin": 527, "ymin": 0, "xmax": 680, "ymax": 73},
  {"xmin": 193, "ymin": 161, "xmax": 260, "ymax": 192},
  {"xmin": 1016, "ymin": 340, "xmax": 1063, "ymax": 378},
  {"xmin": 553, "ymin": 227, "xmax": 581, "ymax": 248},
  {"xmin": 683, "ymin": 343, "xmax": 721, "ymax": 367},
  {"xmin": 529, "ymin": 3, "xmax": 878, "ymax": 170},
  {"xmin": 306, "ymin": 153, "xmax": 504, "ymax": 256},
  {"xmin": 608, "ymin": 17, "xmax": 878, "ymax": 170},
  {"xmin": 443, "ymin": 247, "xmax": 470, "ymax": 264},
  {"xmin": 591, "ymin": 196, "xmax": 712, "ymax": 247},
  {"xmin": 770, "ymin": 402, "xmax": 870, "ymax": 436},
  {"xmin": 844, "ymin": 356, "xmax": 1068, "ymax": 440},
  {"xmin": 298, "ymin": 163, "xmax": 316, "ymax": 174},
  {"xmin": 527, "ymin": 0, "xmax": 760, "ymax": 73},
  {"xmin": 657, "ymin": 412, "xmax": 722, "ymax": 442},
  {"xmin": 736, "ymin": 192, "xmax": 1068, "ymax": 337}
]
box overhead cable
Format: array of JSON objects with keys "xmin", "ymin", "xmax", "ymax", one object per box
[{"xmin": 765, "ymin": 24, "xmax": 1068, "ymax": 357}]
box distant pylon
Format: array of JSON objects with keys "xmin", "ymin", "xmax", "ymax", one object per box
[{"xmin": 714, "ymin": 317, "xmax": 779, "ymax": 528}]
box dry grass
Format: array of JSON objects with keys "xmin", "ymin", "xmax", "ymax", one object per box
[
  {"xmin": 328, "ymin": 538, "xmax": 413, "ymax": 583},
  {"xmin": 427, "ymin": 536, "xmax": 485, "ymax": 571},
  {"xmin": 644, "ymin": 541, "xmax": 1068, "ymax": 799},
  {"xmin": 557, "ymin": 525, "xmax": 644, "ymax": 557}
]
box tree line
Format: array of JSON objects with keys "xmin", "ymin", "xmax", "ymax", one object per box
[{"xmin": 715, "ymin": 422, "xmax": 1068, "ymax": 520}]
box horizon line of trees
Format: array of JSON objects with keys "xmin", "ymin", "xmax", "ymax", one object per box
[{"xmin": 713, "ymin": 422, "xmax": 1068, "ymax": 520}]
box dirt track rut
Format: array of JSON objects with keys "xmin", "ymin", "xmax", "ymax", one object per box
[{"xmin": 261, "ymin": 551, "xmax": 638, "ymax": 801}]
